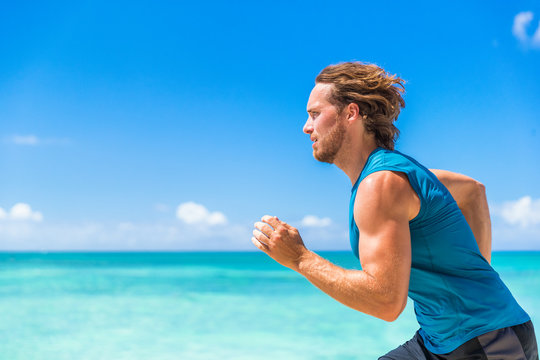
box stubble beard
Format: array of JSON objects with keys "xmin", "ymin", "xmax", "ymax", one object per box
[{"xmin": 313, "ymin": 120, "xmax": 346, "ymax": 164}]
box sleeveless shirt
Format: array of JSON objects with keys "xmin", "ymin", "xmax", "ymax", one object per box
[{"xmin": 349, "ymin": 147, "xmax": 530, "ymax": 354}]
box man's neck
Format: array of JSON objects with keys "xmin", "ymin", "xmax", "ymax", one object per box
[{"xmin": 334, "ymin": 141, "xmax": 378, "ymax": 186}]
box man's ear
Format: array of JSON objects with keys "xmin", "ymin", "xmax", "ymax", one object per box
[{"xmin": 346, "ymin": 103, "xmax": 360, "ymax": 123}]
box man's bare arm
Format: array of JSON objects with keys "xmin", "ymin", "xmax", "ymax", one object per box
[
  {"xmin": 251, "ymin": 171, "xmax": 415, "ymax": 322},
  {"xmin": 430, "ymin": 169, "xmax": 492, "ymax": 263}
]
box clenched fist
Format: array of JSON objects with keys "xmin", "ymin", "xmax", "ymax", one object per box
[{"xmin": 252, "ymin": 215, "xmax": 308, "ymax": 271}]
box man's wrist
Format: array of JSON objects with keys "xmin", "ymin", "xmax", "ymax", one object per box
[{"xmin": 296, "ymin": 249, "xmax": 316, "ymax": 274}]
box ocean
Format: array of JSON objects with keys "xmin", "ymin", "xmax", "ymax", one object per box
[{"xmin": 1, "ymin": 251, "xmax": 538, "ymax": 359}]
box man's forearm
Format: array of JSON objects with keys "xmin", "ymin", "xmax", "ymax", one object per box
[{"xmin": 296, "ymin": 250, "xmax": 405, "ymax": 322}]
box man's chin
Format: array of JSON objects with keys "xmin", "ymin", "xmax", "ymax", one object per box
[{"xmin": 313, "ymin": 150, "xmax": 334, "ymax": 164}]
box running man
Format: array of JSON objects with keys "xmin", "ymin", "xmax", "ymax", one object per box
[{"xmin": 252, "ymin": 62, "xmax": 538, "ymax": 359}]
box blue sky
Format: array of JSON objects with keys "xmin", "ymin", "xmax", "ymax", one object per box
[{"xmin": 1, "ymin": 1, "xmax": 539, "ymax": 251}]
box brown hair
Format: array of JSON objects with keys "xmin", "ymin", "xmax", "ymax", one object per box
[{"xmin": 315, "ymin": 62, "xmax": 405, "ymax": 150}]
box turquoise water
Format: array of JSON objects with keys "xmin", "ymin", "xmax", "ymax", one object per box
[{"xmin": 1, "ymin": 252, "xmax": 538, "ymax": 359}]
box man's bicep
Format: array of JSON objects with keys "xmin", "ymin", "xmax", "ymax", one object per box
[
  {"xmin": 356, "ymin": 214, "xmax": 412, "ymax": 280},
  {"xmin": 353, "ymin": 172, "xmax": 413, "ymax": 305}
]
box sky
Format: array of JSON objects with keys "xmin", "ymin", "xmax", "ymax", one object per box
[{"xmin": 1, "ymin": 0, "xmax": 539, "ymax": 251}]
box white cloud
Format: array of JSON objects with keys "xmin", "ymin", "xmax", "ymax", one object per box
[
  {"xmin": 176, "ymin": 202, "xmax": 227, "ymax": 226},
  {"xmin": 5, "ymin": 134, "xmax": 71, "ymax": 146},
  {"xmin": 490, "ymin": 196, "xmax": 540, "ymax": 250},
  {"xmin": 533, "ymin": 21, "xmax": 540, "ymax": 47},
  {"xmin": 512, "ymin": 11, "xmax": 540, "ymax": 49},
  {"xmin": 300, "ymin": 215, "xmax": 332, "ymax": 228},
  {"xmin": 0, "ymin": 201, "xmax": 244, "ymax": 251},
  {"xmin": 496, "ymin": 196, "xmax": 540, "ymax": 228},
  {"xmin": 0, "ymin": 220, "xmax": 251, "ymax": 251},
  {"xmin": 0, "ymin": 203, "xmax": 43, "ymax": 222},
  {"xmin": 513, "ymin": 11, "xmax": 534, "ymax": 43},
  {"xmin": 11, "ymin": 135, "xmax": 39, "ymax": 145}
]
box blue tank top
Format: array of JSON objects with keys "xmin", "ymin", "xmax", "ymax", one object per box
[{"xmin": 349, "ymin": 148, "xmax": 530, "ymax": 354}]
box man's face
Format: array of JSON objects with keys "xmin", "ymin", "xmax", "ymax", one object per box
[{"xmin": 303, "ymin": 83, "xmax": 346, "ymax": 164}]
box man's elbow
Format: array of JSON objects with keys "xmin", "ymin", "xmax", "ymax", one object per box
[
  {"xmin": 461, "ymin": 179, "xmax": 486, "ymax": 207},
  {"xmin": 469, "ymin": 181, "xmax": 488, "ymax": 207},
  {"xmin": 381, "ymin": 305, "xmax": 405, "ymax": 322},
  {"xmin": 474, "ymin": 180, "xmax": 486, "ymax": 196},
  {"xmin": 376, "ymin": 298, "xmax": 407, "ymax": 322}
]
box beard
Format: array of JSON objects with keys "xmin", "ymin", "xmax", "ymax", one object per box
[{"xmin": 313, "ymin": 120, "xmax": 346, "ymax": 164}]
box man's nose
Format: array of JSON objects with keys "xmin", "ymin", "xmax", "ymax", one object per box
[{"xmin": 303, "ymin": 119, "xmax": 313, "ymax": 134}]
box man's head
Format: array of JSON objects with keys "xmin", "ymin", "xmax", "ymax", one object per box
[{"xmin": 307, "ymin": 62, "xmax": 405, "ymax": 152}]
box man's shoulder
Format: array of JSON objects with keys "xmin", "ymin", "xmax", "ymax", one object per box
[
  {"xmin": 354, "ymin": 169, "xmax": 420, "ymax": 229},
  {"xmin": 356, "ymin": 170, "xmax": 418, "ymax": 209},
  {"xmin": 359, "ymin": 169, "xmax": 411, "ymax": 190}
]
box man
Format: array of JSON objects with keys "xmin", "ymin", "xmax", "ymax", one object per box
[{"xmin": 251, "ymin": 62, "xmax": 538, "ymax": 359}]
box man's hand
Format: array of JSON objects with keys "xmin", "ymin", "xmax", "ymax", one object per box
[{"xmin": 252, "ymin": 215, "xmax": 308, "ymax": 271}]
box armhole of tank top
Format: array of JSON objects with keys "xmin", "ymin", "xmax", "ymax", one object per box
[{"xmin": 360, "ymin": 167, "xmax": 425, "ymax": 223}]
